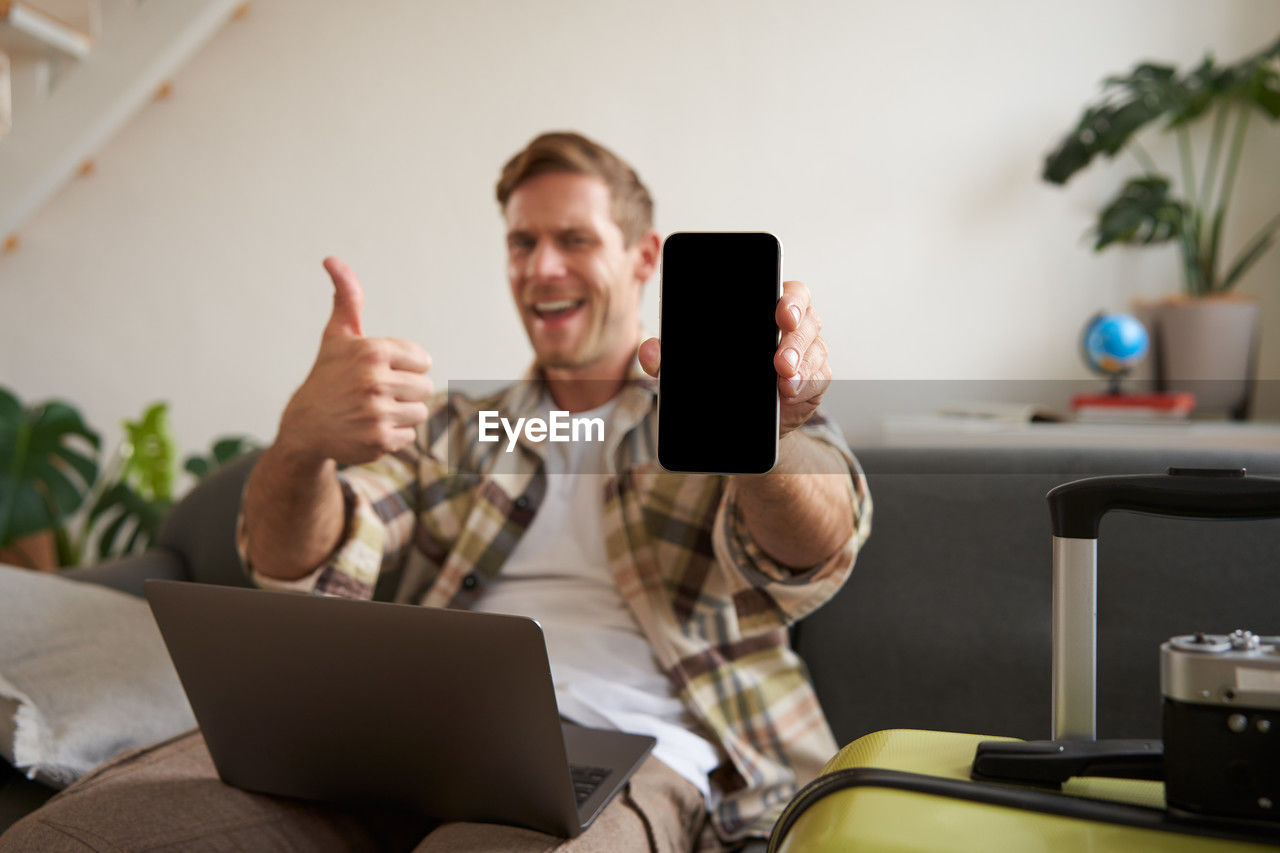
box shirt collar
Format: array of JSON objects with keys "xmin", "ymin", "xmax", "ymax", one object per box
[{"xmin": 496, "ymin": 330, "xmax": 658, "ymax": 454}]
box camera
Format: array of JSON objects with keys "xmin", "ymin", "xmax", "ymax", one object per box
[{"xmin": 1162, "ymin": 630, "xmax": 1280, "ymax": 823}]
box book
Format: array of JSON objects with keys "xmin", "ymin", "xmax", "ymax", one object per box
[
  {"xmin": 1071, "ymin": 392, "xmax": 1196, "ymax": 422},
  {"xmin": 935, "ymin": 402, "xmax": 1068, "ymax": 424}
]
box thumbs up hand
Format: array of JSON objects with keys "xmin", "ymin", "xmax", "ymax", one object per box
[{"xmin": 276, "ymin": 257, "xmax": 434, "ymax": 467}]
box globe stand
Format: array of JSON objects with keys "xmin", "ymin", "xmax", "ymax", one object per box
[
  {"xmin": 1104, "ymin": 372, "xmax": 1126, "ymax": 397},
  {"xmin": 1073, "ymin": 312, "xmax": 1196, "ymax": 419}
]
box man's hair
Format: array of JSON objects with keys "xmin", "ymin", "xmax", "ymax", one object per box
[{"xmin": 496, "ymin": 131, "xmax": 654, "ymax": 247}]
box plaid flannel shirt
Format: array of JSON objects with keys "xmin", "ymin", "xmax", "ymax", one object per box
[{"xmin": 237, "ymin": 360, "xmax": 871, "ymax": 842}]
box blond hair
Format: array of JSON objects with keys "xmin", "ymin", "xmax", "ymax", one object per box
[{"xmin": 496, "ymin": 131, "xmax": 654, "ymax": 246}]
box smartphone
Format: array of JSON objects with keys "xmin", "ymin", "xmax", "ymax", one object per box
[{"xmin": 657, "ymin": 232, "xmax": 781, "ymax": 474}]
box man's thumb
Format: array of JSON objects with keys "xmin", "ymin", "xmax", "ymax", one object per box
[{"xmin": 322, "ymin": 256, "xmax": 364, "ymax": 339}]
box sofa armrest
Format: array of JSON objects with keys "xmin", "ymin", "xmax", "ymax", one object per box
[{"xmin": 60, "ymin": 551, "xmax": 187, "ymax": 598}]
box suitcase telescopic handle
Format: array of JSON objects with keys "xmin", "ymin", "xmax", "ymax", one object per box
[
  {"xmin": 1048, "ymin": 467, "xmax": 1280, "ymax": 539},
  {"xmin": 1047, "ymin": 468, "xmax": 1280, "ymax": 741}
]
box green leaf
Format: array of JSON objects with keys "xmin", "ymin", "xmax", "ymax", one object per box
[
  {"xmin": 214, "ymin": 436, "xmax": 258, "ymax": 465},
  {"xmin": 94, "ymin": 499, "xmax": 130, "ymax": 561},
  {"xmin": 183, "ymin": 457, "xmax": 210, "ymax": 479},
  {"xmin": 1245, "ymin": 51, "xmax": 1280, "ymax": 119},
  {"xmin": 0, "ymin": 389, "xmax": 100, "ymax": 549},
  {"xmin": 86, "ymin": 481, "xmax": 170, "ymax": 560},
  {"xmin": 1204, "ymin": 208, "xmax": 1225, "ymax": 290},
  {"xmin": 1093, "ymin": 176, "xmax": 1188, "ymax": 250},
  {"xmin": 36, "ymin": 463, "xmax": 81, "ymax": 521},
  {"xmin": 1046, "ymin": 37, "xmax": 1280, "ymax": 185},
  {"xmin": 120, "ymin": 402, "xmax": 176, "ymax": 503},
  {"xmin": 1220, "ymin": 34, "xmax": 1280, "ymax": 119},
  {"xmin": 1166, "ymin": 54, "xmax": 1228, "ymax": 127},
  {"xmin": 183, "ymin": 435, "xmax": 260, "ymax": 482},
  {"xmin": 1049, "ymin": 62, "xmax": 1187, "ymax": 185},
  {"xmin": 1222, "ymin": 227, "xmax": 1278, "ymax": 291},
  {"xmin": 53, "ymin": 524, "xmax": 77, "ymax": 567},
  {"xmin": 123, "ymin": 522, "xmax": 147, "ymax": 556},
  {"xmin": 0, "ymin": 389, "xmax": 20, "ymax": 424},
  {"xmin": 49, "ymin": 444, "xmax": 98, "ymax": 490},
  {"xmin": 4, "ymin": 489, "xmax": 50, "ymax": 549}
]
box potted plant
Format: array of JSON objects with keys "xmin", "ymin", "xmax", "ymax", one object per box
[
  {"xmin": 0, "ymin": 389, "xmax": 99, "ymax": 569},
  {"xmin": 0, "ymin": 388, "xmax": 259, "ymax": 570},
  {"xmin": 1043, "ymin": 34, "xmax": 1280, "ymax": 418}
]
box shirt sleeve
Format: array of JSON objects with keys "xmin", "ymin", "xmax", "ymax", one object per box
[
  {"xmin": 710, "ymin": 409, "xmax": 872, "ymax": 628},
  {"xmin": 235, "ymin": 430, "xmax": 424, "ymax": 600}
]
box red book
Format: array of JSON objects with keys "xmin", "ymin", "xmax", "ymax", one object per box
[{"xmin": 1071, "ymin": 392, "xmax": 1196, "ymax": 421}]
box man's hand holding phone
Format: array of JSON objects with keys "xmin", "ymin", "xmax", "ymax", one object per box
[
  {"xmin": 646, "ymin": 241, "xmax": 852, "ymax": 568},
  {"xmin": 640, "ymin": 279, "xmax": 830, "ymax": 441},
  {"xmin": 274, "ymin": 257, "xmax": 435, "ymax": 467}
]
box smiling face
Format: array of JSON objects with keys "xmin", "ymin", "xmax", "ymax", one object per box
[{"xmin": 505, "ymin": 171, "xmax": 656, "ymax": 376}]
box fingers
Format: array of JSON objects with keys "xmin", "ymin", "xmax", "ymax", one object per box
[
  {"xmin": 792, "ymin": 351, "xmax": 831, "ymax": 402},
  {"xmin": 385, "ymin": 426, "xmax": 418, "ymax": 454},
  {"xmin": 776, "ymin": 309, "xmax": 822, "ymax": 386},
  {"xmin": 779, "ymin": 335, "xmax": 829, "ymax": 398},
  {"xmin": 351, "ymin": 375, "xmax": 429, "ymax": 459},
  {"xmin": 638, "ymin": 337, "xmax": 660, "ymax": 377},
  {"xmin": 323, "ymin": 256, "xmax": 365, "ymax": 340},
  {"xmin": 387, "ymin": 400, "xmax": 430, "ymax": 428},
  {"xmin": 384, "ymin": 338, "xmax": 432, "ymax": 373},
  {"xmin": 384, "ymin": 370, "xmax": 435, "ymax": 403},
  {"xmin": 774, "ymin": 282, "xmax": 827, "ymax": 401},
  {"xmin": 776, "ymin": 281, "xmax": 811, "ymax": 333}
]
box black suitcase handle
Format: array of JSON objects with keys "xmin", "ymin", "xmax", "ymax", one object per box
[
  {"xmin": 972, "ymin": 738, "xmax": 1164, "ymax": 786},
  {"xmin": 1049, "ymin": 468, "xmax": 1280, "ymax": 539}
]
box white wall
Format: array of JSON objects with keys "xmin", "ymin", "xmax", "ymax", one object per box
[{"xmin": 2, "ymin": 0, "xmax": 1279, "ymax": 464}]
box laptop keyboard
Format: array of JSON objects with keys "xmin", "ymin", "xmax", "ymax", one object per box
[{"xmin": 570, "ymin": 764, "xmax": 612, "ymax": 806}]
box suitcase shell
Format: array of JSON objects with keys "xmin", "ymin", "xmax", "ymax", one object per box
[
  {"xmin": 770, "ymin": 729, "xmax": 1276, "ymax": 852},
  {"xmin": 770, "ymin": 469, "xmax": 1280, "ymax": 852}
]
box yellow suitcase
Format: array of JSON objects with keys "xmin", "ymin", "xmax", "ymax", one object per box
[
  {"xmin": 771, "ymin": 470, "xmax": 1280, "ymax": 851},
  {"xmin": 770, "ymin": 729, "xmax": 1277, "ymax": 851}
]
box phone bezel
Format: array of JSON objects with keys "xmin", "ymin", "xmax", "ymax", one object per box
[{"xmin": 655, "ymin": 231, "xmax": 781, "ymax": 475}]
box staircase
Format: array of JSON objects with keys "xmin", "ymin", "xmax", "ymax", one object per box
[{"xmin": 0, "ymin": 0, "xmax": 240, "ymax": 248}]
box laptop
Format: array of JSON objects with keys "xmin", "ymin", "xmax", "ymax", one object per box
[{"xmin": 144, "ymin": 580, "xmax": 656, "ymax": 838}]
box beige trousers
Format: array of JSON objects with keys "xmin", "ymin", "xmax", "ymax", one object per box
[{"xmin": 0, "ymin": 729, "xmax": 717, "ymax": 852}]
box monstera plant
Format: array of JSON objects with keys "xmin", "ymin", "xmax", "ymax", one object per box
[
  {"xmin": 1044, "ymin": 35, "xmax": 1280, "ymax": 294},
  {"xmin": 0, "ymin": 389, "xmax": 100, "ymax": 566},
  {"xmin": 0, "ymin": 388, "xmax": 259, "ymax": 568}
]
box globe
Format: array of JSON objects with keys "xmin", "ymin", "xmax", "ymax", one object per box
[{"xmin": 1081, "ymin": 312, "xmax": 1149, "ymax": 380}]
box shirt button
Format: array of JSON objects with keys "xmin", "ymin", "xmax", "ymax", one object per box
[
  {"xmin": 462, "ymin": 573, "xmax": 479, "ymax": 590},
  {"xmin": 514, "ymin": 495, "xmax": 530, "ymax": 510}
]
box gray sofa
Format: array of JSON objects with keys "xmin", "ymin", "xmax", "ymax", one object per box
[{"xmin": 4, "ymin": 444, "xmax": 1280, "ymax": 835}]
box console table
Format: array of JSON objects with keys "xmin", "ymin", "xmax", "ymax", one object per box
[{"xmin": 878, "ymin": 415, "xmax": 1280, "ymax": 450}]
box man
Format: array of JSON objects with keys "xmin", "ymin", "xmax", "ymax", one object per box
[{"xmin": 2, "ymin": 132, "xmax": 869, "ymax": 852}]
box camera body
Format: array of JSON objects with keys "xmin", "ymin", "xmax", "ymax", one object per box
[{"xmin": 1162, "ymin": 630, "xmax": 1280, "ymax": 823}]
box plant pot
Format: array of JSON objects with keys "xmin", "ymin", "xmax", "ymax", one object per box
[
  {"xmin": 0, "ymin": 529, "xmax": 59, "ymax": 571},
  {"xmin": 1137, "ymin": 295, "xmax": 1260, "ymax": 420}
]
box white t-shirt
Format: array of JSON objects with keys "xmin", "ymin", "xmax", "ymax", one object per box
[{"xmin": 471, "ymin": 392, "xmax": 722, "ymax": 801}]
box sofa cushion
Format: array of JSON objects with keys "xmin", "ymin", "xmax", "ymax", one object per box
[
  {"xmin": 0, "ymin": 564, "xmax": 195, "ymax": 788},
  {"xmin": 156, "ymin": 451, "xmax": 260, "ymax": 589}
]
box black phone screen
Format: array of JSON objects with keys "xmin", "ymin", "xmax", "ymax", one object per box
[{"xmin": 657, "ymin": 232, "xmax": 780, "ymax": 474}]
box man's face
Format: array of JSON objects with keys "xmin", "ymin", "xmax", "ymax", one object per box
[{"xmin": 505, "ymin": 172, "xmax": 650, "ymax": 373}]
